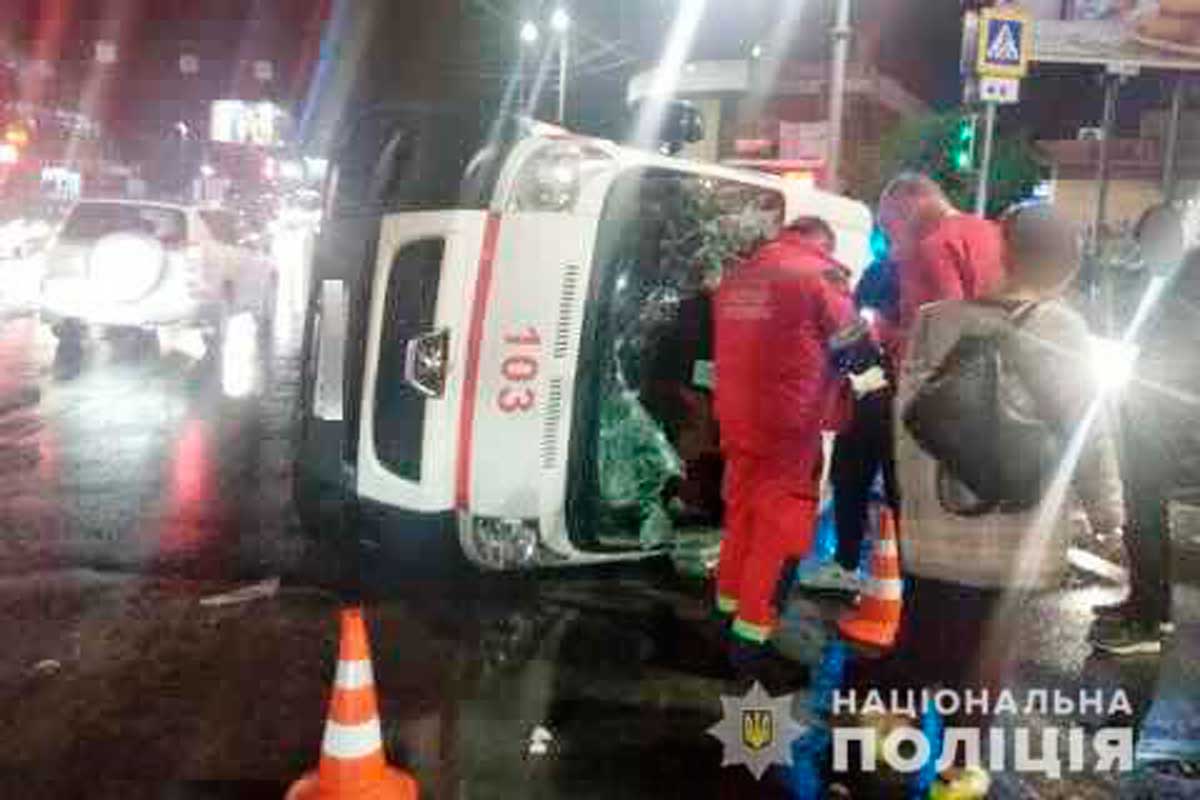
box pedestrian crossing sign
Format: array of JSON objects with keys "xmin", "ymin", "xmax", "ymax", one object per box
[{"xmin": 977, "ymin": 6, "xmax": 1031, "ymax": 78}]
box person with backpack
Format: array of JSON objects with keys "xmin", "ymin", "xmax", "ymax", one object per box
[{"xmin": 893, "ymin": 203, "xmax": 1125, "ymax": 735}]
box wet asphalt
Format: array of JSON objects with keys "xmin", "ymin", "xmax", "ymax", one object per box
[{"xmin": 0, "ymin": 307, "xmax": 1196, "ymax": 800}]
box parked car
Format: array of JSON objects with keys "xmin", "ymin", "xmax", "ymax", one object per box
[
  {"xmin": 0, "ymin": 217, "xmax": 56, "ymax": 313},
  {"xmin": 39, "ymin": 199, "xmax": 276, "ymax": 341}
]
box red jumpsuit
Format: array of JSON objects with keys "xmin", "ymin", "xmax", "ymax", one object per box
[{"xmin": 713, "ymin": 232, "xmax": 856, "ymax": 642}]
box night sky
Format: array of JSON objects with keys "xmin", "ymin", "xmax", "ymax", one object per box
[
  {"xmin": 311, "ymin": 0, "xmax": 1154, "ymax": 147},
  {"xmin": 0, "ymin": 1, "xmax": 1175, "ymax": 148}
]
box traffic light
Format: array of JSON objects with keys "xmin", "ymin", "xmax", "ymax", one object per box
[{"xmin": 952, "ymin": 114, "xmax": 977, "ymax": 172}]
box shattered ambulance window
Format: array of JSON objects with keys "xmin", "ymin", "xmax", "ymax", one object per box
[{"xmin": 573, "ymin": 169, "xmax": 783, "ymax": 554}]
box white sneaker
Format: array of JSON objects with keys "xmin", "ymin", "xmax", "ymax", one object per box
[{"xmin": 795, "ymin": 563, "xmax": 862, "ymax": 594}]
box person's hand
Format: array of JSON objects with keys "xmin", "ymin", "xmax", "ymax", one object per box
[{"xmin": 849, "ymin": 366, "xmax": 890, "ymax": 398}]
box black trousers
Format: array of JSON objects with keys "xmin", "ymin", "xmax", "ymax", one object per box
[
  {"xmin": 1118, "ymin": 404, "xmax": 1199, "ymax": 628},
  {"xmin": 842, "ymin": 577, "xmax": 1019, "ymax": 732},
  {"xmin": 831, "ymin": 391, "xmax": 899, "ymax": 572}
]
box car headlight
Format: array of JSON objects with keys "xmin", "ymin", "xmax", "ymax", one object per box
[
  {"xmin": 468, "ymin": 516, "xmax": 540, "ymax": 570},
  {"xmin": 511, "ymin": 142, "xmax": 612, "ymax": 213}
]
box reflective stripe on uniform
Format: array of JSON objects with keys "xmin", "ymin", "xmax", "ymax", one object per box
[
  {"xmin": 321, "ymin": 717, "xmax": 384, "ymax": 760},
  {"xmin": 731, "ymin": 618, "xmax": 771, "ymax": 644},
  {"xmin": 717, "ymin": 594, "xmax": 739, "ymax": 614},
  {"xmin": 334, "ymin": 659, "xmax": 375, "ymax": 691}
]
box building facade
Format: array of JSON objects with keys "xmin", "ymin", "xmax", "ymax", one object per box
[{"xmin": 627, "ymin": 58, "xmax": 928, "ymax": 198}]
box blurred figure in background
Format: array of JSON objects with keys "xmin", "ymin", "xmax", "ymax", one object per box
[{"xmin": 1092, "ymin": 203, "xmax": 1200, "ymax": 655}]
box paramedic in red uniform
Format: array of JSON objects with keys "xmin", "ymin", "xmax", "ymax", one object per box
[
  {"xmin": 877, "ymin": 172, "xmax": 1006, "ymax": 339},
  {"xmin": 714, "ymin": 216, "xmax": 858, "ymax": 658}
]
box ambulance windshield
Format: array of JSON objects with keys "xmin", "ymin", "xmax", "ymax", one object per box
[{"xmin": 568, "ymin": 167, "xmax": 784, "ymax": 553}]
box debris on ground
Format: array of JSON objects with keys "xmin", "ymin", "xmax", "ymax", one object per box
[
  {"xmin": 199, "ymin": 577, "xmax": 281, "ymax": 607},
  {"xmin": 31, "ymin": 659, "xmax": 61, "ymax": 676}
]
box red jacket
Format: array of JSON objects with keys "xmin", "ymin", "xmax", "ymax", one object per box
[
  {"xmin": 714, "ymin": 232, "xmax": 855, "ymax": 465},
  {"xmin": 899, "ymin": 214, "xmax": 1005, "ymax": 336}
]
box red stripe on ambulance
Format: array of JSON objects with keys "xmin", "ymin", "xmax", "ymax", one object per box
[{"xmin": 456, "ymin": 213, "xmax": 503, "ymax": 509}]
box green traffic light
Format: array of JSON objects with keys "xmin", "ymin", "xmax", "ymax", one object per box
[{"xmin": 952, "ymin": 116, "xmax": 976, "ymax": 171}]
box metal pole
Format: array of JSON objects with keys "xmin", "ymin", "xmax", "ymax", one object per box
[
  {"xmin": 1093, "ymin": 73, "xmax": 1120, "ymax": 334},
  {"xmin": 975, "ymin": 102, "xmax": 997, "ymax": 216},
  {"xmin": 557, "ymin": 28, "xmax": 569, "ymax": 123},
  {"xmin": 518, "ymin": 49, "xmax": 526, "ymax": 110},
  {"xmin": 1093, "ymin": 75, "xmax": 1119, "ymax": 249},
  {"xmin": 1163, "ymin": 76, "xmax": 1185, "ymax": 201},
  {"xmin": 827, "ymin": 0, "xmax": 852, "ymax": 191}
]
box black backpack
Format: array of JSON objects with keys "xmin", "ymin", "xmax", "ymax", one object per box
[{"xmin": 902, "ymin": 303, "xmax": 1062, "ymax": 515}]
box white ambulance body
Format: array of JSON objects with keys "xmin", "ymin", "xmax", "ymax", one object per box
[{"xmin": 296, "ymin": 108, "xmax": 872, "ymax": 571}]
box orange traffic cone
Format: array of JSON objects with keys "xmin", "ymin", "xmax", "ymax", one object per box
[
  {"xmin": 287, "ymin": 608, "xmax": 418, "ymax": 800},
  {"xmin": 837, "ymin": 507, "xmax": 903, "ymax": 649}
]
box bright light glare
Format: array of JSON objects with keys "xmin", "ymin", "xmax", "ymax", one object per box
[
  {"xmin": 171, "ymin": 329, "xmax": 208, "ymax": 361},
  {"xmin": 221, "ymin": 312, "xmax": 259, "ymax": 398},
  {"xmin": 199, "ymin": 163, "xmax": 216, "ymax": 178},
  {"xmin": 751, "ymin": 43, "xmax": 764, "ymax": 59},
  {"xmin": 631, "ymin": 0, "xmax": 708, "ymax": 149},
  {"xmin": 91, "ymin": 233, "xmax": 163, "ymax": 301},
  {"xmin": 520, "ymin": 21, "xmax": 540, "ymax": 44},
  {"xmin": 0, "ymin": 143, "xmax": 18, "ymax": 165},
  {"xmin": 550, "ymin": 8, "xmax": 570, "ymax": 33},
  {"xmin": 1090, "ymin": 335, "xmax": 1138, "ymax": 393}
]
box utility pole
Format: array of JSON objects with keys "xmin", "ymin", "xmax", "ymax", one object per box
[
  {"xmin": 519, "ymin": 21, "xmax": 539, "ymax": 111},
  {"xmin": 552, "ymin": 7, "xmax": 571, "ymax": 124},
  {"xmin": 827, "ymin": 0, "xmax": 852, "ymax": 191},
  {"xmin": 1093, "ymin": 71, "xmax": 1123, "ymax": 335},
  {"xmin": 1162, "ymin": 76, "xmax": 1185, "ymax": 202},
  {"xmin": 975, "ymin": 102, "xmax": 997, "ymax": 215}
]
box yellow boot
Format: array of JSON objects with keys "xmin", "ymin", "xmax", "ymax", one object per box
[{"xmin": 929, "ymin": 765, "xmax": 991, "ymax": 800}]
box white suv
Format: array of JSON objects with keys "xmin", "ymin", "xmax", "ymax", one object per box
[{"xmin": 39, "ymin": 199, "xmax": 276, "ymax": 337}]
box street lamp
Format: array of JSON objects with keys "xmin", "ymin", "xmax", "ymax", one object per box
[
  {"xmin": 550, "ymin": 8, "xmax": 570, "ymax": 33},
  {"xmin": 750, "ymin": 43, "xmax": 764, "ymax": 60},
  {"xmin": 550, "ymin": 8, "xmax": 571, "ymax": 123},
  {"xmin": 518, "ymin": 21, "xmax": 540, "ymax": 109}
]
